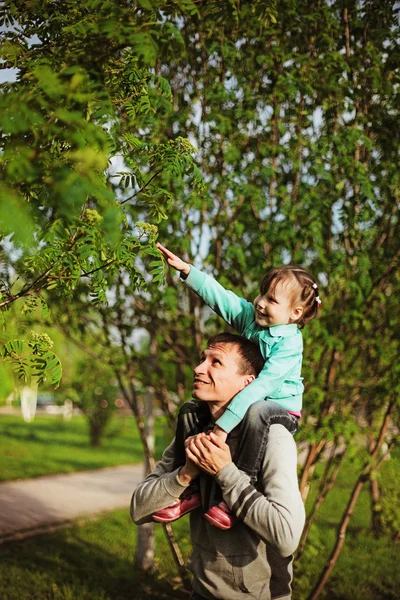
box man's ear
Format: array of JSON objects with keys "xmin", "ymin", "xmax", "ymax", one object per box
[
  {"xmin": 291, "ymin": 306, "xmax": 304, "ymax": 322},
  {"xmin": 241, "ymin": 374, "xmax": 256, "ymax": 389}
]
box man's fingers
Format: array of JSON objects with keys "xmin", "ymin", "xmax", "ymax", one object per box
[
  {"xmin": 185, "ymin": 445, "xmax": 201, "ymax": 466},
  {"xmin": 188, "ymin": 436, "xmax": 204, "ymax": 453},
  {"xmin": 208, "ymin": 432, "xmax": 225, "ymax": 448},
  {"xmin": 187, "ymin": 436, "xmax": 209, "ymax": 460},
  {"xmin": 196, "ymin": 436, "xmax": 214, "ymax": 450},
  {"xmin": 186, "ymin": 433, "xmax": 205, "ymax": 444},
  {"xmin": 184, "ymin": 433, "xmax": 204, "ymax": 448}
]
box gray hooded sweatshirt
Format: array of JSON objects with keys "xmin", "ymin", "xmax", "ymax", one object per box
[{"xmin": 131, "ymin": 424, "xmax": 305, "ymax": 600}]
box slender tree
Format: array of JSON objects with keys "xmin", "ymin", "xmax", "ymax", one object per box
[{"xmin": 1, "ymin": 0, "xmax": 399, "ymax": 593}]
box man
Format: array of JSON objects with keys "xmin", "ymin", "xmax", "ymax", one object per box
[{"xmin": 131, "ymin": 333, "xmax": 305, "ymax": 600}]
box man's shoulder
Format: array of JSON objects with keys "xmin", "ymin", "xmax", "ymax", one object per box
[
  {"xmin": 266, "ymin": 424, "xmax": 297, "ymax": 455},
  {"xmin": 268, "ymin": 423, "xmax": 296, "ymax": 441}
]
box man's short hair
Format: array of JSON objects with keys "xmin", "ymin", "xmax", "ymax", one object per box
[{"xmin": 207, "ymin": 332, "xmax": 264, "ymax": 377}]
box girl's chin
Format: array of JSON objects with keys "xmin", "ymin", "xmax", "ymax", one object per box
[{"xmin": 256, "ymin": 315, "xmax": 269, "ymax": 325}]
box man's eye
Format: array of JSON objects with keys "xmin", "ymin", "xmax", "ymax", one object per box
[{"xmin": 213, "ymin": 360, "xmax": 220, "ymax": 365}]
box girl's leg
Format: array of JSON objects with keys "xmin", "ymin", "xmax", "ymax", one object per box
[
  {"xmin": 204, "ymin": 401, "xmax": 298, "ymax": 530},
  {"xmin": 235, "ymin": 400, "xmax": 298, "ymax": 484}
]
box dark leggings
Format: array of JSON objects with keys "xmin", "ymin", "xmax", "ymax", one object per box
[
  {"xmin": 190, "ymin": 592, "xmax": 214, "ymax": 600},
  {"xmin": 173, "ymin": 399, "xmax": 298, "ymax": 486}
]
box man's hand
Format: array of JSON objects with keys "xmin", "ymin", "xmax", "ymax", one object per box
[
  {"xmin": 156, "ymin": 242, "xmax": 191, "ymax": 276},
  {"xmin": 185, "ymin": 432, "xmax": 232, "ymax": 476}
]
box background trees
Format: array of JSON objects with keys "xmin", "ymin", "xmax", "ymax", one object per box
[
  {"xmin": 0, "ymin": 0, "xmax": 202, "ymax": 387},
  {"xmin": 1, "ymin": 0, "xmax": 399, "ymax": 597}
]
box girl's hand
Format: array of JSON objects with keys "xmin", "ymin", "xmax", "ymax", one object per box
[
  {"xmin": 212, "ymin": 425, "xmax": 228, "ymax": 444},
  {"xmin": 156, "ymin": 242, "xmax": 191, "ymax": 276}
]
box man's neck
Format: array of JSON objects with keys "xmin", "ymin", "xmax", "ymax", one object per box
[{"xmin": 207, "ymin": 400, "xmax": 230, "ymax": 422}]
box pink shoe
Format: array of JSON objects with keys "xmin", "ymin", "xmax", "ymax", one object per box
[
  {"xmin": 204, "ymin": 501, "xmax": 237, "ymax": 530},
  {"xmin": 152, "ymin": 491, "xmax": 201, "ymax": 523}
]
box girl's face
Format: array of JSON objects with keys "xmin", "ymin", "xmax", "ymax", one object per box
[{"xmin": 253, "ymin": 280, "xmax": 303, "ymax": 328}]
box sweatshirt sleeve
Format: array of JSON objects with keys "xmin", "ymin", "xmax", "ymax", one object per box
[
  {"xmin": 216, "ymin": 335, "xmax": 303, "ymax": 432},
  {"xmin": 215, "ymin": 425, "xmax": 305, "ymax": 557},
  {"xmin": 183, "ymin": 266, "xmax": 255, "ymax": 333},
  {"xmin": 130, "ymin": 439, "xmax": 190, "ymax": 525}
]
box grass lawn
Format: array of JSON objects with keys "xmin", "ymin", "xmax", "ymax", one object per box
[
  {"xmin": 0, "ymin": 479, "xmax": 398, "ymax": 600},
  {"xmin": 0, "ymin": 414, "xmax": 398, "ymax": 599},
  {"xmin": 0, "ymin": 509, "xmax": 192, "ymax": 600},
  {"xmin": 0, "ymin": 413, "xmax": 172, "ymax": 481}
]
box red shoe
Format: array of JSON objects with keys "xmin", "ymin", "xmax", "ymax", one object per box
[
  {"xmin": 204, "ymin": 501, "xmax": 237, "ymax": 530},
  {"xmin": 152, "ymin": 491, "xmax": 201, "ymax": 523}
]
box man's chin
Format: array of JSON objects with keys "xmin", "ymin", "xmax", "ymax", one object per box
[{"xmin": 192, "ymin": 389, "xmax": 212, "ymax": 401}]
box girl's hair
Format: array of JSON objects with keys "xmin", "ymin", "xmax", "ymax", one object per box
[{"xmin": 260, "ymin": 266, "xmax": 320, "ymax": 328}]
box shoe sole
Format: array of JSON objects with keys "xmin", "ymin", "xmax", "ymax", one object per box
[
  {"xmin": 153, "ymin": 514, "xmax": 181, "ymax": 523},
  {"xmin": 204, "ymin": 513, "xmax": 233, "ymax": 530},
  {"xmin": 152, "ymin": 500, "xmax": 202, "ymax": 523}
]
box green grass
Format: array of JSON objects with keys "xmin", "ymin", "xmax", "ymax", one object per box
[
  {"xmin": 0, "ymin": 509, "xmax": 192, "ymax": 600},
  {"xmin": 1, "ymin": 414, "xmax": 398, "ymax": 599},
  {"xmin": 0, "ymin": 413, "xmax": 172, "ymax": 481},
  {"xmin": 0, "ymin": 477, "xmax": 398, "ymax": 600}
]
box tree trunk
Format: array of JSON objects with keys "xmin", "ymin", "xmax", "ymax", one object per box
[
  {"xmin": 89, "ymin": 420, "xmax": 103, "ymax": 447},
  {"xmin": 299, "ymin": 439, "xmax": 326, "ymax": 501},
  {"xmin": 135, "ymin": 521, "xmax": 156, "ymax": 572},
  {"xmin": 370, "ymin": 476, "xmax": 382, "ymax": 537},
  {"xmin": 135, "ymin": 389, "xmax": 156, "ymax": 570},
  {"xmin": 163, "ymin": 523, "xmax": 192, "ymax": 589},
  {"xmin": 307, "ymin": 476, "xmax": 366, "ymax": 600},
  {"xmin": 134, "ymin": 388, "xmax": 192, "ymax": 583}
]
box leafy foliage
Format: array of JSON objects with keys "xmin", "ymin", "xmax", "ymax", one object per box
[
  {"xmin": 0, "ymin": 331, "xmax": 62, "ymax": 386},
  {"xmin": 0, "ymin": 0, "xmax": 207, "ymax": 385},
  {"xmin": 0, "ymin": 1, "xmax": 204, "ymax": 305}
]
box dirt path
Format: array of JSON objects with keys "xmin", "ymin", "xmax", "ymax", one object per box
[{"xmin": 0, "ymin": 464, "xmax": 144, "ymax": 542}]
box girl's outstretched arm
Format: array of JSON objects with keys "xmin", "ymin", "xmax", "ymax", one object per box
[{"xmin": 156, "ymin": 242, "xmax": 190, "ymax": 276}]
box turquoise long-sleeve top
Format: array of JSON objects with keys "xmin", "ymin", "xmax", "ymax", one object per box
[{"xmin": 183, "ymin": 266, "xmax": 304, "ymax": 433}]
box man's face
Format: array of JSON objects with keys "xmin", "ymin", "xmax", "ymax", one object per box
[{"xmin": 192, "ymin": 343, "xmax": 253, "ymax": 405}]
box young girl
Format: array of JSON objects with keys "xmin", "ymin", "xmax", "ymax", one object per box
[{"xmin": 152, "ymin": 242, "xmax": 321, "ymax": 529}]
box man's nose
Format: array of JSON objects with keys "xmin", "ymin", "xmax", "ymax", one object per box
[{"xmin": 194, "ymin": 362, "xmax": 204, "ymax": 374}]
